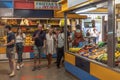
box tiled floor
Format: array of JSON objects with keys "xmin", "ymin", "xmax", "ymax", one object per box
[{"xmin": 0, "ymin": 60, "xmax": 78, "ymax": 80}]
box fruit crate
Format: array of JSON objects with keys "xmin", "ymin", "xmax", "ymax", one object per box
[{"xmin": 0, "ymin": 46, "xmax": 6, "ymax": 54}]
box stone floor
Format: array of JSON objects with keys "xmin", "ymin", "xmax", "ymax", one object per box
[{"xmin": 0, "ymin": 59, "xmax": 78, "ymax": 80}]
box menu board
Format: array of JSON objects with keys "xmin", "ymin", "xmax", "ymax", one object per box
[{"xmin": 34, "ymin": 1, "xmax": 60, "ymax": 10}]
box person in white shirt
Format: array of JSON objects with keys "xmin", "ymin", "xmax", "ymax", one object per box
[
  {"xmin": 56, "ymin": 28, "xmax": 64, "ymax": 68},
  {"xmin": 45, "ymin": 28, "xmax": 56, "ymax": 68},
  {"xmin": 15, "ymin": 28, "xmax": 26, "ymax": 70},
  {"xmin": 92, "ymin": 28, "xmax": 99, "ymax": 44}
]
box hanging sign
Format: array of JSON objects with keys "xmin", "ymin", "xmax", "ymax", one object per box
[
  {"xmin": 34, "ymin": 1, "xmax": 60, "ymax": 10},
  {"xmin": 14, "ymin": 2, "xmax": 34, "ymax": 9},
  {"xmin": 68, "ymin": 0, "xmax": 88, "ymax": 8},
  {"xmin": 0, "ymin": 8, "xmax": 13, "ymax": 17}
]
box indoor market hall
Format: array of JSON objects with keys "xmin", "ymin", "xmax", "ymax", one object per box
[{"xmin": 0, "ymin": 0, "xmax": 120, "ymax": 80}]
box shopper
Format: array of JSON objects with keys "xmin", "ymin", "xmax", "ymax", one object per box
[
  {"xmin": 92, "ymin": 28, "xmax": 99, "ymax": 44},
  {"xmin": 86, "ymin": 29, "xmax": 91, "ymax": 43},
  {"xmin": 54, "ymin": 29, "xmax": 59, "ymax": 64},
  {"xmin": 4, "ymin": 25, "xmax": 16, "ymax": 77},
  {"xmin": 45, "ymin": 28, "xmax": 55, "ymax": 68},
  {"xmin": 56, "ymin": 28, "xmax": 64, "ymax": 68},
  {"xmin": 32, "ymin": 24, "xmax": 46, "ymax": 71},
  {"xmin": 15, "ymin": 28, "xmax": 26, "ymax": 70},
  {"xmin": 86, "ymin": 29, "xmax": 91, "ymax": 37}
]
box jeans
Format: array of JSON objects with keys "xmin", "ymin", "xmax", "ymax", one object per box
[
  {"xmin": 16, "ymin": 43, "xmax": 23, "ymax": 63},
  {"xmin": 56, "ymin": 47, "xmax": 64, "ymax": 67},
  {"xmin": 93, "ymin": 37, "xmax": 97, "ymax": 44}
]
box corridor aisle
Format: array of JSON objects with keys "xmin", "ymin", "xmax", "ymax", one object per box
[{"xmin": 0, "ymin": 60, "xmax": 78, "ymax": 80}]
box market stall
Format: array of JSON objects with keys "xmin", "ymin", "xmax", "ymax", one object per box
[
  {"xmin": 0, "ymin": 0, "xmax": 87, "ymax": 60},
  {"xmin": 62, "ymin": 0, "xmax": 120, "ymax": 80},
  {"xmin": 0, "ymin": 0, "xmax": 60, "ymax": 60}
]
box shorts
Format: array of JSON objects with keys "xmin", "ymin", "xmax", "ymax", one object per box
[
  {"xmin": 6, "ymin": 47, "xmax": 15, "ymax": 59},
  {"xmin": 33, "ymin": 46, "xmax": 43, "ymax": 58}
]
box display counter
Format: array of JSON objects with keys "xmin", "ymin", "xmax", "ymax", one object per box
[
  {"xmin": 0, "ymin": 45, "xmax": 57, "ymax": 60},
  {"xmin": 64, "ymin": 52, "xmax": 120, "ymax": 80}
]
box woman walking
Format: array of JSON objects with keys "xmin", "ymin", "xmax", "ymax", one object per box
[
  {"xmin": 15, "ymin": 28, "xmax": 26, "ymax": 70},
  {"xmin": 46, "ymin": 28, "xmax": 55, "ymax": 68}
]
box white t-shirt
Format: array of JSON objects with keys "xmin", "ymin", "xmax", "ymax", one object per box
[
  {"xmin": 16, "ymin": 33, "xmax": 26, "ymax": 43},
  {"xmin": 58, "ymin": 33, "xmax": 64, "ymax": 48},
  {"xmin": 92, "ymin": 31, "xmax": 99, "ymax": 37}
]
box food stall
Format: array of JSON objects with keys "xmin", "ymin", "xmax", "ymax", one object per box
[
  {"xmin": 0, "ymin": 0, "xmax": 87, "ymax": 60},
  {"xmin": 62, "ymin": 0, "xmax": 120, "ymax": 80}
]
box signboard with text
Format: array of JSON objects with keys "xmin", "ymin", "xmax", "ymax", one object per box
[
  {"xmin": 0, "ymin": 8, "xmax": 13, "ymax": 17},
  {"xmin": 14, "ymin": 2, "xmax": 34, "ymax": 9},
  {"xmin": 34, "ymin": 1, "xmax": 60, "ymax": 10}
]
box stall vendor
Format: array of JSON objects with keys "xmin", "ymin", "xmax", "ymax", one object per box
[{"xmin": 72, "ymin": 25, "xmax": 85, "ymax": 47}]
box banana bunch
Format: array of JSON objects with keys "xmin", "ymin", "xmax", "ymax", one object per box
[{"xmin": 69, "ymin": 48, "xmax": 81, "ymax": 53}]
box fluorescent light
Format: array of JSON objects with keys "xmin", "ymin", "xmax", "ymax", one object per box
[
  {"xmin": 79, "ymin": 13, "xmax": 107, "ymax": 16},
  {"xmin": 115, "ymin": 0, "xmax": 120, "ymax": 4},
  {"xmin": 75, "ymin": 7, "xmax": 97, "ymax": 14}
]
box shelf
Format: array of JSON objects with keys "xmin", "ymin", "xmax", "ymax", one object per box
[
  {"xmin": 11, "ymin": 25, "xmax": 37, "ymax": 27},
  {"xmin": 13, "ymin": 31, "xmax": 34, "ymax": 33}
]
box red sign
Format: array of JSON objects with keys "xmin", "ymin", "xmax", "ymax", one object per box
[{"xmin": 14, "ymin": 2, "xmax": 34, "ymax": 9}]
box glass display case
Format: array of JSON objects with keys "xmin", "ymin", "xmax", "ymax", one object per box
[
  {"xmin": 115, "ymin": 0, "xmax": 120, "ymax": 68},
  {"xmin": 67, "ymin": 16, "xmax": 108, "ymax": 65}
]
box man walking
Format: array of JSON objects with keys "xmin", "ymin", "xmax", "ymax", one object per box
[
  {"xmin": 32, "ymin": 24, "xmax": 46, "ymax": 71},
  {"xmin": 4, "ymin": 25, "xmax": 16, "ymax": 77}
]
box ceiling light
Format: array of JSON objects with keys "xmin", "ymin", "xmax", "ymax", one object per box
[
  {"xmin": 115, "ymin": 0, "xmax": 120, "ymax": 4},
  {"xmin": 75, "ymin": 7, "xmax": 97, "ymax": 14}
]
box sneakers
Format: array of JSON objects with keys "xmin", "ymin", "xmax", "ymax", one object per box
[
  {"xmin": 20, "ymin": 63, "xmax": 24, "ymax": 68},
  {"xmin": 37, "ymin": 66, "xmax": 41, "ymax": 70},
  {"xmin": 16, "ymin": 65, "xmax": 20, "ymax": 70},
  {"xmin": 17, "ymin": 63, "xmax": 24, "ymax": 70},
  {"xmin": 57, "ymin": 64, "xmax": 60, "ymax": 69},
  {"xmin": 32, "ymin": 67, "xmax": 37, "ymax": 71},
  {"xmin": 32, "ymin": 66, "xmax": 41, "ymax": 71},
  {"xmin": 47, "ymin": 64, "xmax": 51, "ymax": 69},
  {"xmin": 9, "ymin": 72, "xmax": 15, "ymax": 77}
]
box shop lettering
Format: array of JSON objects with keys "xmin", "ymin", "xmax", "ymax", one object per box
[{"xmin": 35, "ymin": 1, "xmax": 60, "ymax": 10}]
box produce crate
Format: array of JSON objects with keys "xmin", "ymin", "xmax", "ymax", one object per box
[
  {"xmin": 0, "ymin": 47, "xmax": 6, "ymax": 54},
  {"xmin": 23, "ymin": 46, "xmax": 33, "ymax": 52}
]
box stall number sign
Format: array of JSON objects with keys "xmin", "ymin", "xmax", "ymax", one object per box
[{"xmin": 34, "ymin": 1, "xmax": 60, "ymax": 10}]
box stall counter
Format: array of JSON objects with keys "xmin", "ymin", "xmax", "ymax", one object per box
[{"xmin": 64, "ymin": 52, "xmax": 120, "ymax": 80}]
